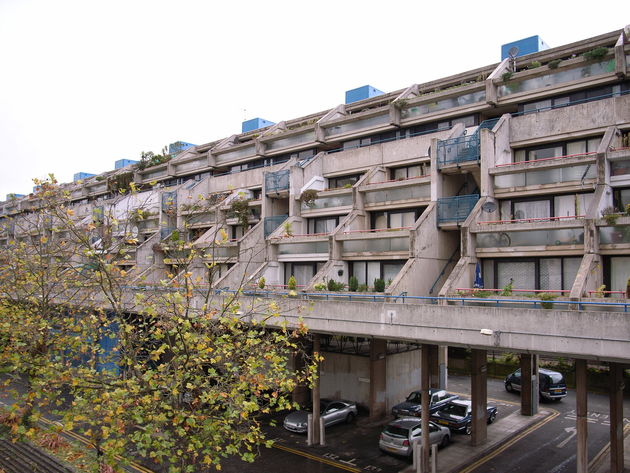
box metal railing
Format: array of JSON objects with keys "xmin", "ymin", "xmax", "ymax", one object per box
[
  {"xmin": 265, "ymin": 169, "xmax": 290, "ymax": 194},
  {"xmin": 436, "ymin": 119, "xmax": 499, "ymax": 167},
  {"xmin": 264, "ymin": 215, "xmax": 288, "ymax": 237},
  {"xmin": 437, "ymin": 194, "xmax": 479, "ymax": 224}
]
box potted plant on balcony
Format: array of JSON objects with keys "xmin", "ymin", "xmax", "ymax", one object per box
[
  {"xmin": 601, "ymin": 207, "xmax": 620, "ymax": 226},
  {"xmin": 300, "ymin": 189, "xmax": 319, "ymax": 209},
  {"xmin": 230, "ymin": 198, "xmax": 251, "ymax": 227}
]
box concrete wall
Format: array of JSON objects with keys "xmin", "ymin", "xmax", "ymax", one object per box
[
  {"xmin": 386, "ymin": 349, "xmax": 422, "ymax": 411},
  {"xmin": 319, "ymin": 348, "xmax": 421, "ymax": 411},
  {"xmin": 509, "ymin": 95, "xmax": 630, "ymax": 144},
  {"xmin": 320, "ymin": 352, "xmax": 370, "ymax": 406}
]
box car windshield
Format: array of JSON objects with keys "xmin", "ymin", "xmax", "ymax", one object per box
[
  {"xmin": 405, "ymin": 392, "xmax": 421, "ymax": 403},
  {"xmin": 548, "ymin": 373, "xmax": 564, "ymax": 383},
  {"xmin": 384, "ymin": 425, "xmax": 409, "ymax": 438},
  {"xmin": 441, "ymin": 404, "xmax": 467, "ymax": 417}
]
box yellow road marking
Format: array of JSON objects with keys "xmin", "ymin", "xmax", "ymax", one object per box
[
  {"xmin": 272, "ymin": 442, "xmax": 361, "ymax": 473},
  {"xmin": 458, "ymin": 408, "xmax": 560, "ymax": 473}
]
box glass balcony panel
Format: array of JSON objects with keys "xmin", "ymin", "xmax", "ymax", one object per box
[
  {"xmin": 611, "ymin": 159, "xmax": 630, "ymax": 176},
  {"xmin": 497, "ymin": 59, "xmax": 616, "ymax": 97},
  {"xmin": 599, "ymin": 226, "xmax": 630, "ymax": 244},
  {"xmin": 186, "ymin": 213, "xmax": 215, "ymax": 226},
  {"xmin": 364, "ymin": 184, "xmax": 430, "ymax": 204},
  {"xmin": 401, "ymin": 90, "xmax": 486, "ymax": 120},
  {"xmin": 216, "ymin": 146, "xmax": 256, "ymax": 162},
  {"xmin": 494, "ymin": 165, "xmax": 596, "ymax": 188},
  {"xmin": 266, "ymin": 131, "xmax": 315, "ymax": 151},
  {"xmin": 278, "ymin": 241, "xmax": 328, "ymax": 254},
  {"xmin": 342, "ymin": 237, "xmax": 409, "ymax": 253},
  {"xmin": 476, "ymin": 228, "xmax": 584, "ymax": 248},
  {"xmin": 324, "ymin": 114, "xmax": 389, "ymax": 137},
  {"xmin": 302, "ymin": 194, "xmax": 353, "ymax": 210},
  {"xmin": 206, "ymin": 245, "xmax": 238, "ymax": 258}
]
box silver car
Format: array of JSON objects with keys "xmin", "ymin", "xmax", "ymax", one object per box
[
  {"xmin": 283, "ymin": 399, "xmax": 358, "ymax": 433},
  {"xmin": 379, "ymin": 417, "xmax": 451, "ymax": 457}
]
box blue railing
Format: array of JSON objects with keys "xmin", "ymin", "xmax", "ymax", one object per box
[
  {"xmin": 263, "ymin": 215, "xmax": 288, "ymax": 237},
  {"xmin": 436, "ymin": 118, "xmax": 499, "ymax": 167},
  {"xmin": 161, "ymin": 191, "xmax": 177, "ymax": 212},
  {"xmin": 118, "ymin": 285, "xmax": 630, "ymax": 312},
  {"xmin": 265, "ymin": 169, "xmax": 290, "ymax": 194},
  {"xmin": 437, "ymin": 194, "xmax": 479, "ymax": 224}
]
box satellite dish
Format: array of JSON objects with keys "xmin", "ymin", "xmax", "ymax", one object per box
[
  {"xmin": 481, "ymin": 201, "xmax": 498, "ymax": 213},
  {"xmin": 508, "ymin": 46, "xmax": 519, "ymax": 58}
]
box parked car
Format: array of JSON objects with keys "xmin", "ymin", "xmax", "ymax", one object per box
[
  {"xmin": 430, "ymin": 399, "xmax": 497, "ymax": 435},
  {"xmin": 379, "ymin": 417, "xmax": 451, "ymax": 457},
  {"xmin": 391, "ymin": 388, "xmax": 459, "ymax": 417},
  {"xmin": 504, "ymin": 368, "xmax": 567, "ymax": 401},
  {"xmin": 283, "ymin": 399, "xmax": 358, "ymax": 433}
]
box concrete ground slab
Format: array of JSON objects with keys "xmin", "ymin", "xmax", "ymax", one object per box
[{"xmin": 400, "ymin": 409, "xmax": 554, "ymax": 473}]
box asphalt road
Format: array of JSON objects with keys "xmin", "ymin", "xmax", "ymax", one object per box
[{"xmin": 220, "ymin": 375, "xmax": 629, "ymax": 473}]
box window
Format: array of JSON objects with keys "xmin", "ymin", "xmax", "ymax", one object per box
[
  {"xmin": 612, "ymin": 188, "xmax": 630, "ymax": 210},
  {"xmin": 513, "ymin": 137, "xmax": 601, "ymax": 163},
  {"xmin": 328, "ymin": 174, "xmax": 362, "ymax": 189},
  {"xmin": 307, "ymin": 216, "xmax": 339, "ymax": 234},
  {"xmin": 519, "ymin": 83, "xmax": 627, "ymax": 114},
  {"xmin": 284, "ymin": 262, "xmax": 324, "ymax": 287},
  {"xmin": 371, "ymin": 208, "xmax": 421, "ymax": 229},
  {"xmin": 604, "ymin": 256, "xmax": 630, "ymax": 294},
  {"xmin": 390, "ymin": 164, "xmax": 427, "ymax": 180},
  {"xmin": 350, "ymin": 260, "xmax": 405, "ymax": 286},
  {"xmin": 481, "ymin": 257, "xmax": 581, "ymax": 292},
  {"xmin": 499, "ymin": 193, "xmax": 592, "ymax": 220}
]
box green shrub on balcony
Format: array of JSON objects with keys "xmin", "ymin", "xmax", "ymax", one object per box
[
  {"xmin": 373, "ymin": 278, "xmax": 385, "ymax": 292},
  {"xmin": 348, "ymin": 276, "xmax": 359, "ymax": 292}
]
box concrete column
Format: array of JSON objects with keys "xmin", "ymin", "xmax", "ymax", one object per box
[
  {"xmin": 438, "ymin": 345, "xmax": 448, "ymax": 389},
  {"xmin": 609, "ymin": 362, "xmax": 625, "ymax": 473},
  {"xmin": 420, "ymin": 344, "xmax": 431, "ymax": 473},
  {"xmin": 291, "ymin": 348, "xmax": 309, "ymax": 406},
  {"xmin": 428, "ymin": 344, "xmax": 440, "ymax": 389},
  {"xmin": 471, "ymin": 349, "xmax": 488, "ymax": 446},
  {"xmin": 575, "ymin": 359, "xmax": 588, "ymax": 473},
  {"xmin": 369, "ymin": 338, "xmax": 387, "ymax": 420},
  {"xmin": 311, "ymin": 334, "xmax": 321, "ymax": 446},
  {"xmin": 520, "ymin": 354, "xmax": 539, "ymax": 416}
]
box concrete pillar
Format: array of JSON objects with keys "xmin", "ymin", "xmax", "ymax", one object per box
[
  {"xmin": 420, "ymin": 344, "xmax": 431, "ymax": 473},
  {"xmin": 471, "ymin": 349, "xmax": 488, "ymax": 446},
  {"xmin": 369, "ymin": 338, "xmax": 387, "ymax": 420},
  {"xmin": 311, "ymin": 334, "xmax": 321, "ymax": 446},
  {"xmin": 438, "ymin": 345, "xmax": 448, "ymax": 389},
  {"xmin": 609, "ymin": 362, "xmax": 625, "ymax": 473},
  {"xmin": 291, "ymin": 348, "xmax": 309, "ymax": 406},
  {"xmin": 575, "ymin": 359, "xmax": 588, "ymax": 473},
  {"xmin": 428, "ymin": 344, "xmax": 440, "ymax": 389},
  {"xmin": 520, "ymin": 354, "xmax": 539, "ymax": 416}
]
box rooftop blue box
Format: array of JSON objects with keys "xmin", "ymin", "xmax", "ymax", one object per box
[
  {"xmin": 501, "ymin": 35, "xmax": 550, "ymax": 60},
  {"xmin": 115, "ymin": 159, "xmax": 139, "ymax": 169},
  {"xmin": 168, "ymin": 141, "xmax": 196, "ymax": 155},
  {"xmin": 345, "ymin": 85, "xmax": 384, "ymax": 104},
  {"xmin": 73, "ymin": 172, "xmax": 96, "ymax": 182},
  {"xmin": 242, "ymin": 118, "xmax": 275, "ymax": 133}
]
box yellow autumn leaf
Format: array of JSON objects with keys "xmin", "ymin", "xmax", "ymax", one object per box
[{"xmin": 66, "ymin": 209, "xmax": 74, "ymax": 216}]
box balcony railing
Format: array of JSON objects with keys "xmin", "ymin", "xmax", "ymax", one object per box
[
  {"xmin": 364, "ymin": 184, "xmax": 430, "ymax": 204},
  {"xmin": 599, "ymin": 226, "xmax": 630, "ymax": 244},
  {"xmin": 495, "ymin": 152, "xmax": 596, "ymax": 168},
  {"xmin": 264, "ymin": 215, "xmax": 288, "ymax": 237},
  {"xmin": 341, "ymin": 235, "xmax": 409, "ymax": 253},
  {"xmin": 437, "ymin": 134, "xmax": 480, "ymax": 166},
  {"xmin": 478, "ymin": 215, "xmax": 584, "ymax": 225},
  {"xmin": 301, "ymin": 193, "xmax": 353, "ymax": 211},
  {"xmin": 161, "ymin": 191, "xmax": 177, "ymax": 212},
  {"xmin": 437, "ymin": 194, "xmax": 479, "ymax": 224},
  {"xmin": 265, "ymin": 170, "xmax": 290, "ymax": 194},
  {"xmin": 278, "ymin": 241, "xmax": 329, "ymax": 255}
]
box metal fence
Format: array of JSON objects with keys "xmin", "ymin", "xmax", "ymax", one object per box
[
  {"xmin": 264, "ymin": 215, "xmax": 288, "ymax": 237},
  {"xmin": 437, "ymin": 194, "xmax": 479, "ymax": 224},
  {"xmin": 265, "ymin": 170, "xmax": 290, "ymax": 194}
]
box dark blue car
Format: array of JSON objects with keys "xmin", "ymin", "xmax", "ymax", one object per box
[{"xmin": 430, "ymin": 399, "xmax": 497, "ymax": 435}]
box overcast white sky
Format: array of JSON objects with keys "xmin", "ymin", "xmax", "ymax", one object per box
[{"xmin": 0, "ymin": 0, "xmax": 627, "ymax": 198}]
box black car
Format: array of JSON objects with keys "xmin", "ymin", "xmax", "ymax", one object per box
[
  {"xmin": 430, "ymin": 399, "xmax": 497, "ymax": 435},
  {"xmin": 504, "ymin": 368, "xmax": 567, "ymax": 401},
  {"xmin": 391, "ymin": 389, "xmax": 459, "ymax": 417}
]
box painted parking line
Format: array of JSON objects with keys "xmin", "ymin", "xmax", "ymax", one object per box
[
  {"xmin": 458, "ymin": 408, "xmax": 560, "ymax": 473},
  {"xmin": 272, "ymin": 442, "xmax": 361, "ymax": 473}
]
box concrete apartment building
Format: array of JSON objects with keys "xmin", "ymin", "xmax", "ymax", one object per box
[{"xmin": 1, "ymin": 26, "xmax": 629, "ymax": 471}]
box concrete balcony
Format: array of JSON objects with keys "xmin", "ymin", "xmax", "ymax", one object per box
[
  {"xmin": 360, "ymin": 176, "xmax": 431, "ymax": 210},
  {"xmin": 336, "ymin": 228, "xmax": 411, "ymax": 259},
  {"xmin": 300, "ymin": 189, "xmax": 353, "ymax": 216},
  {"xmin": 490, "ymin": 152, "xmax": 597, "ymax": 198}
]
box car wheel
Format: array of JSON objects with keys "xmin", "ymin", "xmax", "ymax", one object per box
[
  {"xmin": 465, "ymin": 423, "xmax": 472, "ymax": 435},
  {"xmin": 488, "ymin": 412, "xmax": 496, "ymax": 424},
  {"xmin": 440, "ymin": 435, "xmax": 450, "ymax": 448},
  {"xmin": 505, "ymin": 382, "xmax": 514, "ymax": 393},
  {"xmin": 345, "ymin": 412, "xmax": 355, "ymax": 424}
]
